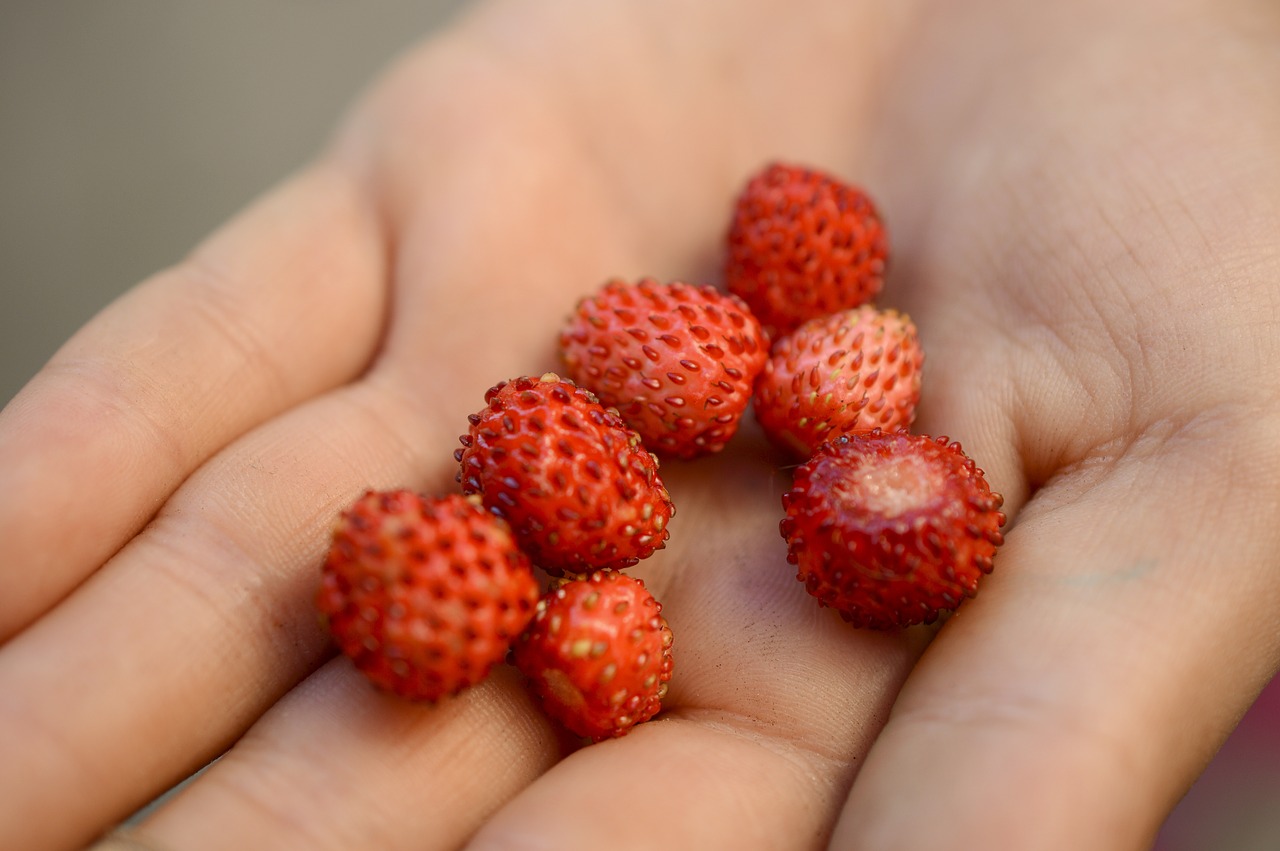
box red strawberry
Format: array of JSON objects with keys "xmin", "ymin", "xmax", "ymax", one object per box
[
  {"xmin": 780, "ymin": 432, "xmax": 1005, "ymax": 630},
  {"xmin": 754, "ymin": 306, "xmax": 923, "ymax": 459},
  {"xmin": 559, "ymin": 278, "xmax": 768, "ymax": 459},
  {"xmin": 512, "ymin": 570, "xmax": 674, "ymax": 740},
  {"xmin": 317, "ymin": 490, "xmax": 538, "ymax": 701},
  {"xmin": 725, "ymin": 162, "xmax": 888, "ymax": 339},
  {"xmin": 456, "ymin": 373, "xmax": 674, "ymax": 575}
]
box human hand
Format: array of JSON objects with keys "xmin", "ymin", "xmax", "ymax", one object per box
[{"xmin": 1, "ymin": 1, "xmax": 1278, "ymax": 849}]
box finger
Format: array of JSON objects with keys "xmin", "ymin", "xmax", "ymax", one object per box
[
  {"xmin": 0, "ymin": 161, "xmax": 387, "ymax": 639},
  {"xmin": 466, "ymin": 432, "xmax": 927, "ymax": 851},
  {"xmin": 125, "ymin": 662, "xmax": 560, "ymax": 851},
  {"xmin": 0, "ymin": 372, "xmax": 451, "ymax": 851},
  {"xmin": 471, "ymin": 720, "xmax": 852, "ymax": 851},
  {"xmin": 829, "ymin": 410, "xmax": 1280, "ymax": 850}
]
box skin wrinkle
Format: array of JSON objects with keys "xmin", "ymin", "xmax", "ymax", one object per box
[
  {"xmin": 464, "ymin": 718, "xmax": 844, "ymax": 851},
  {"xmin": 994, "ymin": 155, "xmax": 1274, "ymax": 479},
  {"xmin": 666, "ymin": 701, "xmax": 883, "ymax": 773},
  {"xmin": 132, "ymin": 517, "xmax": 291, "ymax": 655},
  {"xmin": 145, "ymin": 402, "xmax": 396, "ymax": 600},
  {"xmin": 883, "ymin": 681, "xmax": 1153, "ymax": 838},
  {"xmin": 190, "ymin": 761, "xmax": 344, "ymax": 851},
  {"xmin": 660, "ymin": 709, "xmax": 852, "ymax": 808},
  {"xmin": 38, "ymin": 353, "xmax": 194, "ymax": 477},
  {"xmin": 256, "ymin": 718, "xmax": 445, "ymax": 848},
  {"xmin": 1082, "ymin": 234, "xmax": 1161, "ymax": 443},
  {"xmin": 143, "ymin": 664, "xmax": 552, "ymax": 851},
  {"xmin": 1061, "ymin": 395, "xmax": 1280, "ymax": 515},
  {"xmin": 1003, "ymin": 332, "xmax": 1106, "ymax": 488},
  {"xmin": 174, "ymin": 257, "xmax": 299, "ymax": 409},
  {"xmin": 135, "ymin": 513, "xmax": 331, "ymax": 689},
  {"xmin": 1003, "ymin": 400, "xmax": 1280, "ymax": 594},
  {"xmin": 891, "ymin": 680, "xmax": 1144, "ymax": 776}
]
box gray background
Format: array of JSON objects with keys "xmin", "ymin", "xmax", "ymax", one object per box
[
  {"xmin": 0, "ymin": 0, "xmax": 465, "ymax": 404},
  {"xmin": 0, "ymin": 3, "xmax": 1275, "ymax": 848}
]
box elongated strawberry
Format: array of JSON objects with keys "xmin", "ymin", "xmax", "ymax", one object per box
[
  {"xmin": 559, "ymin": 278, "xmax": 768, "ymax": 459},
  {"xmin": 726, "ymin": 162, "xmax": 888, "ymax": 339},
  {"xmin": 456, "ymin": 373, "xmax": 674, "ymax": 575},
  {"xmin": 781, "ymin": 432, "xmax": 1005, "ymax": 629},
  {"xmin": 317, "ymin": 490, "xmax": 539, "ymax": 701},
  {"xmin": 512, "ymin": 570, "xmax": 673, "ymax": 741},
  {"xmin": 754, "ymin": 306, "xmax": 923, "ymax": 458}
]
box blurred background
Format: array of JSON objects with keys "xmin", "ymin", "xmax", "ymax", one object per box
[
  {"xmin": 0, "ymin": 2, "xmax": 1275, "ymax": 848},
  {"xmin": 0, "ymin": 0, "xmax": 467, "ymax": 404}
]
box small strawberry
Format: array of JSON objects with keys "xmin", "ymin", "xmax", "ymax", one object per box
[
  {"xmin": 754, "ymin": 306, "xmax": 923, "ymax": 459},
  {"xmin": 559, "ymin": 278, "xmax": 768, "ymax": 459},
  {"xmin": 512, "ymin": 570, "xmax": 674, "ymax": 741},
  {"xmin": 781, "ymin": 432, "xmax": 1005, "ymax": 630},
  {"xmin": 725, "ymin": 162, "xmax": 888, "ymax": 339},
  {"xmin": 456, "ymin": 373, "xmax": 674, "ymax": 575},
  {"xmin": 317, "ymin": 490, "xmax": 539, "ymax": 701}
]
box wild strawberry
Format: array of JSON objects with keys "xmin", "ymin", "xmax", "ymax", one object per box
[
  {"xmin": 725, "ymin": 162, "xmax": 888, "ymax": 339},
  {"xmin": 754, "ymin": 306, "xmax": 923, "ymax": 459},
  {"xmin": 512, "ymin": 570, "xmax": 674, "ymax": 741},
  {"xmin": 456, "ymin": 374, "xmax": 674, "ymax": 575},
  {"xmin": 316, "ymin": 490, "xmax": 538, "ymax": 701},
  {"xmin": 558, "ymin": 278, "xmax": 768, "ymax": 459},
  {"xmin": 781, "ymin": 432, "xmax": 1005, "ymax": 630}
]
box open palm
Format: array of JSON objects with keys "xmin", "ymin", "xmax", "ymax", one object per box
[{"xmin": 2, "ymin": 1, "xmax": 1278, "ymax": 849}]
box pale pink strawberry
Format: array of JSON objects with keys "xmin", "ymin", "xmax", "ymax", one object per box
[{"xmin": 754, "ymin": 306, "xmax": 923, "ymax": 458}]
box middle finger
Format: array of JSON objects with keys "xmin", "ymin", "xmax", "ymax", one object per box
[
  {"xmin": 0, "ymin": 371, "xmax": 461, "ymax": 850},
  {"xmin": 132, "ymin": 660, "xmax": 561, "ymax": 851}
]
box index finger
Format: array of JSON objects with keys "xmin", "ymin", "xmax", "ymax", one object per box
[{"xmin": 0, "ymin": 161, "xmax": 388, "ymax": 640}]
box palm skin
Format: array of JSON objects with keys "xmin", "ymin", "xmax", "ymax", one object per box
[{"xmin": 1, "ymin": 1, "xmax": 1278, "ymax": 849}]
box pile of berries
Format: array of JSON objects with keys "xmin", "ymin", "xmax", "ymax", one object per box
[{"xmin": 316, "ymin": 161, "xmax": 1006, "ymax": 740}]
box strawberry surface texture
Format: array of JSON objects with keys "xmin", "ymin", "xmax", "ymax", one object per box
[
  {"xmin": 317, "ymin": 490, "xmax": 539, "ymax": 701},
  {"xmin": 754, "ymin": 305, "xmax": 923, "ymax": 458},
  {"xmin": 725, "ymin": 161, "xmax": 888, "ymax": 339},
  {"xmin": 559, "ymin": 278, "xmax": 768, "ymax": 459},
  {"xmin": 456, "ymin": 373, "xmax": 674, "ymax": 575},
  {"xmin": 513, "ymin": 570, "xmax": 674, "ymax": 741},
  {"xmin": 781, "ymin": 432, "xmax": 1005, "ymax": 629}
]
